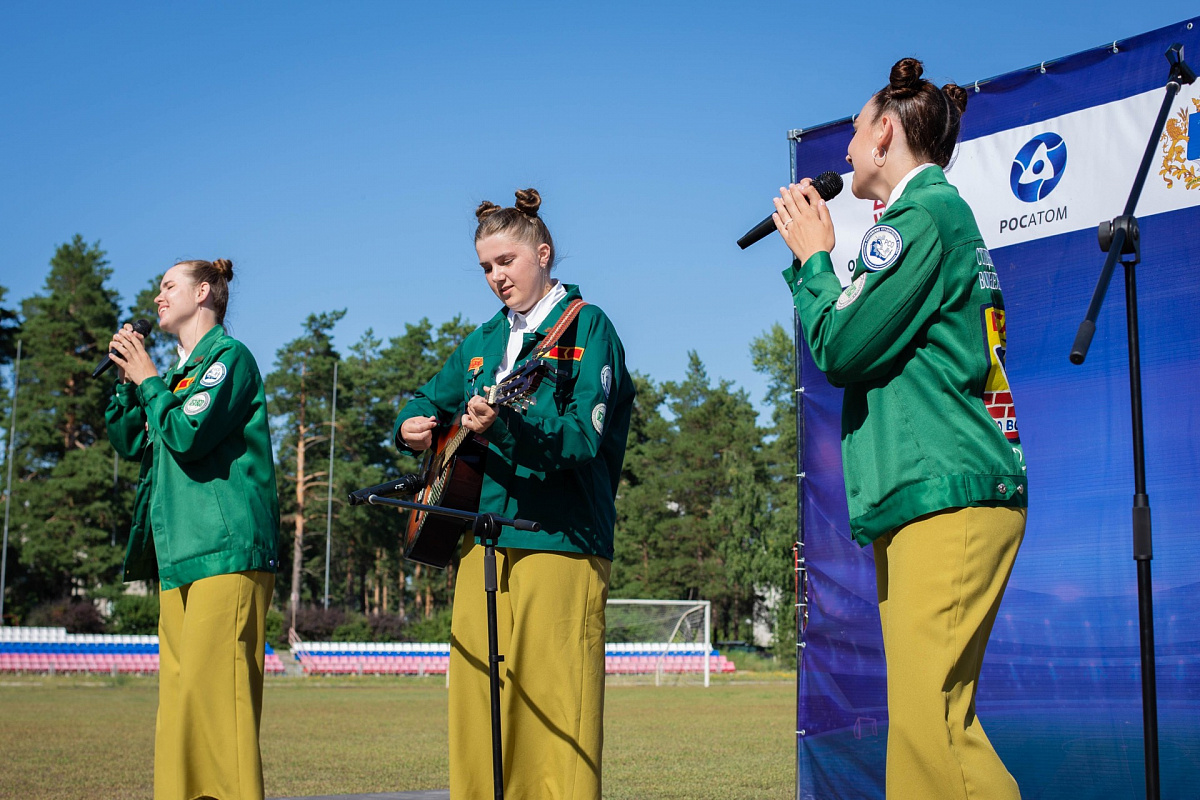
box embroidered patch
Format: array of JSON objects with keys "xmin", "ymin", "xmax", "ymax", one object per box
[
  {"xmin": 199, "ymin": 362, "xmax": 227, "ymax": 388},
  {"xmin": 183, "ymin": 391, "xmax": 211, "ymax": 416},
  {"xmin": 835, "ymin": 274, "xmax": 867, "ymax": 310},
  {"xmin": 601, "ymin": 365, "xmax": 613, "ymax": 398},
  {"xmin": 543, "ymin": 346, "xmax": 585, "ymax": 361},
  {"xmin": 173, "ymin": 376, "xmax": 196, "ymax": 394},
  {"xmin": 591, "ymin": 403, "xmax": 606, "ymax": 434},
  {"xmin": 468, "ymin": 357, "xmax": 484, "ymax": 374},
  {"xmin": 861, "ymin": 225, "xmax": 903, "ymax": 272}
]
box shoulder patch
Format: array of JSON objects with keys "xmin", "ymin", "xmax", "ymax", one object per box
[
  {"xmin": 183, "ymin": 391, "xmax": 211, "ymax": 416},
  {"xmin": 199, "ymin": 362, "xmax": 227, "ymax": 387},
  {"xmin": 173, "ymin": 376, "xmax": 196, "ymax": 394},
  {"xmin": 591, "ymin": 403, "xmax": 606, "ymax": 434},
  {"xmin": 544, "ymin": 346, "xmax": 585, "ymax": 361},
  {"xmin": 861, "ymin": 225, "xmax": 903, "ymax": 272},
  {"xmin": 601, "ymin": 365, "xmax": 613, "ymax": 398},
  {"xmin": 835, "ymin": 274, "xmax": 867, "ymax": 310}
]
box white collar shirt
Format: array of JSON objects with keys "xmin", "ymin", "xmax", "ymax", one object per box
[{"xmin": 495, "ymin": 281, "xmax": 567, "ymax": 382}]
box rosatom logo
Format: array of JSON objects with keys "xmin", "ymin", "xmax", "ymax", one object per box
[{"xmin": 1010, "ymin": 132, "xmax": 1068, "ymax": 202}]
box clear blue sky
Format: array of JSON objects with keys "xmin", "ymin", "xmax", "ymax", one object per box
[{"xmin": 1, "ymin": 2, "xmax": 1187, "ymax": 413}]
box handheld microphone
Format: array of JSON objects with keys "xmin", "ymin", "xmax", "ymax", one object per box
[
  {"xmin": 92, "ymin": 319, "xmax": 153, "ymax": 378},
  {"xmin": 736, "ymin": 171, "xmax": 844, "ymax": 250},
  {"xmin": 348, "ymin": 474, "xmax": 423, "ymax": 506}
]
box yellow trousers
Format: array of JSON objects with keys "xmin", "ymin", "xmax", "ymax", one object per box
[
  {"xmin": 449, "ymin": 541, "xmax": 610, "ymax": 800},
  {"xmin": 156, "ymin": 570, "xmax": 275, "ymax": 800},
  {"xmin": 873, "ymin": 506, "xmax": 1025, "ymax": 800}
]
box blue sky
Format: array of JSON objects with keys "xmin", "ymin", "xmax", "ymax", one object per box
[{"xmin": 1, "ymin": 2, "xmax": 1187, "ymax": 413}]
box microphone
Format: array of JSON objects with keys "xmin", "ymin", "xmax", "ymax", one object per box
[
  {"xmin": 736, "ymin": 171, "xmax": 844, "ymax": 250},
  {"xmin": 348, "ymin": 474, "xmax": 423, "ymax": 506},
  {"xmin": 92, "ymin": 319, "xmax": 153, "ymax": 378}
]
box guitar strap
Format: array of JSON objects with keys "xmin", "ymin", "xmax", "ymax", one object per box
[
  {"xmin": 532, "ymin": 298, "xmax": 588, "ymax": 412},
  {"xmin": 532, "ymin": 298, "xmax": 588, "ymax": 360}
]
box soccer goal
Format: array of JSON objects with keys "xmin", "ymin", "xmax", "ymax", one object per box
[{"xmin": 605, "ymin": 598, "xmax": 713, "ymax": 687}]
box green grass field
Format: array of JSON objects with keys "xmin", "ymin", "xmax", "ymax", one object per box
[{"xmin": 0, "ymin": 673, "xmax": 796, "ymax": 800}]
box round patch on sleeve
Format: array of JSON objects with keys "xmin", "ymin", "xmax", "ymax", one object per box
[
  {"xmin": 183, "ymin": 391, "xmax": 211, "ymax": 416},
  {"xmin": 835, "ymin": 274, "xmax": 867, "ymax": 310},
  {"xmin": 591, "ymin": 403, "xmax": 606, "ymax": 434},
  {"xmin": 860, "ymin": 225, "xmax": 903, "ymax": 272},
  {"xmin": 199, "ymin": 362, "xmax": 227, "ymax": 387},
  {"xmin": 601, "ymin": 365, "xmax": 613, "ymax": 398}
]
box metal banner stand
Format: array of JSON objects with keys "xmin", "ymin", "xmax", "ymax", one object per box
[
  {"xmin": 354, "ymin": 488, "xmax": 540, "ymax": 800},
  {"xmin": 1069, "ymin": 43, "xmax": 1196, "ymax": 800}
]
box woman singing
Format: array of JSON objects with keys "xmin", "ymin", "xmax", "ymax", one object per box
[
  {"xmin": 394, "ymin": 188, "xmax": 634, "ymax": 799},
  {"xmin": 773, "ymin": 59, "xmax": 1028, "ymax": 799},
  {"xmin": 105, "ymin": 258, "xmax": 279, "ymax": 800}
]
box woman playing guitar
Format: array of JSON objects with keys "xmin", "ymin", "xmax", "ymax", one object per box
[{"xmin": 393, "ymin": 188, "xmax": 635, "ymax": 800}]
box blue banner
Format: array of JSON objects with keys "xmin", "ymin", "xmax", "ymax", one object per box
[{"xmin": 794, "ymin": 18, "xmax": 1200, "ymax": 799}]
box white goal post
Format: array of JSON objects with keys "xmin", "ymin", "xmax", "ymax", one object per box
[{"xmin": 605, "ymin": 598, "xmax": 713, "ymax": 687}]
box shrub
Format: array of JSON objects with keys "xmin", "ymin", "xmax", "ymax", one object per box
[
  {"xmin": 291, "ymin": 605, "xmax": 346, "ymax": 641},
  {"xmin": 27, "ymin": 598, "xmax": 106, "ymax": 634},
  {"xmin": 367, "ymin": 612, "xmax": 408, "ymax": 642},
  {"xmin": 405, "ymin": 607, "xmax": 452, "ymax": 643},
  {"xmin": 109, "ymin": 594, "xmax": 160, "ymax": 635},
  {"xmin": 265, "ymin": 608, "xmax": 286, "ymax": 651}
]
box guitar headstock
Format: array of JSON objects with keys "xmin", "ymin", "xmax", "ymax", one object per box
[{"xmin": 486, "ymin": 358, "xmax": 553, "ymax": 411}]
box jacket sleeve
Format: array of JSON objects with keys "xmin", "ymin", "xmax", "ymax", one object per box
[
  {"xmin": 393, "ymin": 345, "xmax": 467, "ymax": 453},
  {"xmin": 485, "ymin": 311, "xmax": 625, "ymax": 473},
  {"xmin": 136, "ymin": 343, "xmax": 259, "ymax": 463},
  {"xmin": 785, "ymin": 203, "xmax": 943, "ymax": 385},
  {"xmin": 105, "ymin": 381, "xmax": 148, "ymax": 460}
]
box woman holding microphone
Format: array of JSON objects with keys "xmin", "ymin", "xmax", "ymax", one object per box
[
  {"xmin": 105, "ymin": 258, "xmax": 279, "ymax": 800},
  {"xmin": 773, "ymin": 59, "xmax": 1028, "ymax": 799}
]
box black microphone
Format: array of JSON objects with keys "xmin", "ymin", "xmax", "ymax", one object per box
[
  {"xmin": 92, "ymin": 319, "xmax": 153, "ymax": 378},
  {"xmin": 348, "ymin": 474, "xmax": 423, "ymax": 506},
  {"xmin": 737, "ymin": 171, "xmax": 845, "ymax": 250}
]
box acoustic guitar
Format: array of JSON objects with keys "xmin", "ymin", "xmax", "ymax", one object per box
[{"xmin": 402, "ymin": 358, "xmax": 550, "ymax": 568}]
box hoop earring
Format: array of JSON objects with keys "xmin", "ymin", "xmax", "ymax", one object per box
[{"xmin": 872, "ymin": 147, "xmax": 887, "ymax": 167}]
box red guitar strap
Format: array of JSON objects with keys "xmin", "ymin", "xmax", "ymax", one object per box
[{"xmin": 533, "ymin": 298, "xmax": 588, "ymax": 360}]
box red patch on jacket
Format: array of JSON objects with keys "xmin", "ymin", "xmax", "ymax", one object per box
[
  {"xmin": 542, "ymin": 346, "xmax": 585, "ymax": 361},
  {"xmin": 468, "ymin": 356, "xmax": 484, "ymax": 372},
  {"xmin": 173, "ymin": 377, "xmax": 196, "ymax": 394}
]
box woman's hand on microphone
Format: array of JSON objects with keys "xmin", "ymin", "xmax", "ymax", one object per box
[
  {"xmin": 773, "ymin": 179, "xmax": 836, "ymax": 264},
  {"xmin": 108, "ymin": 324, "xmax": 156, "ymax": 385}
]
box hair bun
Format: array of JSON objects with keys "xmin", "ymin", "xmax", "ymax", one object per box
[
  {"xmin": 942, "ymin": 82, "xmax": 969, "ymax": 115},
  {"xmin": 475, "ymin": 200, "xmax": 502, "ymax": 222},
  {"xmin": 212, "ymin": 258, "xmax": 234, "ymax": 281},
  {"xmin": 888, "ymin": 57, "xmax": 924, "ymax": 97},
  {"xmin": 513, "ymin": 188, "xmax": 541, "ymax": 217}
]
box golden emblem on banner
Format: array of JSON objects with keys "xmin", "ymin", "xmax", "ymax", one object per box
[{"xmin": 1159, "ymin": 98, "xmax": 1200, "ymax": 190}]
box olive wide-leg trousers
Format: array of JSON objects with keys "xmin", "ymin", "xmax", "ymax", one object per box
[
  {"xmin": 449, "ymin": 541, "xmax": 610, "ymax": 800},
  {"xmin": 156, "ymin": 570, "xmax": 275, "ymax": 800},
  {"xmin": 873, "ymin": 506, "xmax": 1026, "ymax": 800}
]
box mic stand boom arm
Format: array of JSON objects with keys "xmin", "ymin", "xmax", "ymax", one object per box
[
  {"xmin": 354, "ymin": 490, "xmax": 539, "ymax": 800},
  {"xmin": 1067, "ymin": 43, "xmax": 1195, "ymax": 800}
]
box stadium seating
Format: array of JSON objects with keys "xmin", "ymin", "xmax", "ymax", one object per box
[
  {"xmin": 0, "ymin": 627, "xmax": 735, "ymax": 677},
  {"xmin": 0, "ymin": 626, "xmax": 286, "ymax": 675},
  {"xmin": 292, "ymin": 640, "xmax": 735, "ymax": 676}
]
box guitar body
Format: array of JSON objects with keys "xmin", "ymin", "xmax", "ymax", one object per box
[
  {"xmin": 403, "ymin": 423, "xmax": 486, "ymax": 568},
  {"xmin": 398, "ymin": 356, "xmax": 553, "ymax": 570}
]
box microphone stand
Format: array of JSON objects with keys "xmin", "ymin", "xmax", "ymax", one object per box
[
  {"xmin": 356, "ymin": 489, "xmax": 540, "ymax": 800},
  {"xmin": 1069, "ymin": 43, "xmax": 1195, "ymax": 800}
]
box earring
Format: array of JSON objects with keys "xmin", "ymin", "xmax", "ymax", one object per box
[{"xmin": 872, "ymin": 147, "xmax": 887, "ymax": 167}]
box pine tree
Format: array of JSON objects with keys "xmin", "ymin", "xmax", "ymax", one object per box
[
  {"xmin": 267, "ymin": 311, "xmax": 344, "ymax": 632},
  {"xmin": 6, "ymin": 237, "xmax": 136, "ymax": 618}
]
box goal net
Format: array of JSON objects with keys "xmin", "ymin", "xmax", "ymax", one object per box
[{"xmin": 605, "ymin": 598, "xmax": 713, "ymax": 686}]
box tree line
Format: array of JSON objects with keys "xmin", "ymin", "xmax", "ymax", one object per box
[{"xmin": 0, "ymin": 237, "xmax": 800, "ymax": 654}]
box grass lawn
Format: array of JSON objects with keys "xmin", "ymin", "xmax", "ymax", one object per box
[{"xmin": 0, "ymin": 672, "xmax": 796, "ymax": 800}]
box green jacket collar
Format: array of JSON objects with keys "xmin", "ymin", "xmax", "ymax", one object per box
[
  {"xmin": 895, "ymin": 164, "xmax": 947, "ymax": 203},
  {"xmin": 170, "ymin": 324, "xmax": 226, "ymax": 379}
]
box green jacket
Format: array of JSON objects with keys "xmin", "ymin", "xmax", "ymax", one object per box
[
  {"xmin": 105, "ymin": 325, "xmax": 280, "ymax": 589},
  {"xmin": 393, "ymin": 284, "xmax": 634, "ymax": 560},
  {"xmin": 785, "ymin": 166, "xmax": 1027, "ymax": 545}
]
